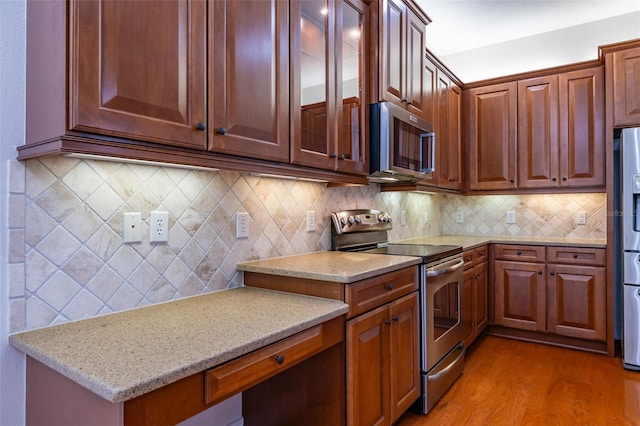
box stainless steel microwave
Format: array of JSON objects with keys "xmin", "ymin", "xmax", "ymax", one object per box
[{"xmin": 369, "ymin": 101, "xmax": 435, "ymax": 183}]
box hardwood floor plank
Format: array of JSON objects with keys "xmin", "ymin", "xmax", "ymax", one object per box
[{"xmin": 396, "ymin": 335, "xmax": 640, "ymax": 425}]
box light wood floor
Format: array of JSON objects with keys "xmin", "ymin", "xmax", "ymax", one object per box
[{"xmin": 396, "ymin": 335, "xmax": 640, "ymax": 426}]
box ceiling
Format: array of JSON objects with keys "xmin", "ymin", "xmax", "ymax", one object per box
[{"xmin": 416, "ymin": 0, "xmax": 640, "ymax": 57}]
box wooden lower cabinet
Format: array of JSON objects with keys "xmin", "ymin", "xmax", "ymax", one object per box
[
  {"xmin": 546, "ymin": 264, "xmax": 606, "ymax": 341},
  {"xmin": 494, "ymin": 260, "xmax": 546, "ymax": 332},
  {"xmin": 491, "ymin": 244, "xmax": 607, "ymax": 352},
  {"xmin": 463, "ymin": 246, "xmax": 488, "ymax": 348},
  {"xmin": 346, "ymin": 292, "xmax": 420, "ymax": 426}
]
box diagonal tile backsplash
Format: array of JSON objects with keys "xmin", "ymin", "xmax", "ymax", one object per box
[{"xmin": 8, "ymin": 156, "xmax": 606, "ymax": 332}]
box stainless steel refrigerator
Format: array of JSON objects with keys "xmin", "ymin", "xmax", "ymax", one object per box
[{"xmin": 622, "ymin": 127, "xmax": 640, "ymax": 370}]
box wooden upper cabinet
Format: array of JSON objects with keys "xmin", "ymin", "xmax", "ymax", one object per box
[
  {"xmin": 559, "ymin": 67, "xmax": 604, "ymax": 187},
  {"xmin": 209, "ymin": 0, "xmax": 289, "ymax": 162},
  {"xmin": 439, "ymin": 76, "xmax": 462, "ymax": 190},
  {"xmin": 612, "ymin": 46, "xmax": 640, "ymax": 127},
  {"xmin": 466, "ymin": 82, "xmax": 518, "ymax": 190},
  {"xmin": 291, "ymin": 0, "xmax": 369, "ymax": 175},
  {"xmin": 380, "ymin": 0, "xmax": 429, "ymax": 118},
  {"xmin": 518, "ymin": 75, "xmax": 560, "ymax": 189},
  {"xmin": 72, "ymin": 0, "xmax": 207, "ymax": 149}
]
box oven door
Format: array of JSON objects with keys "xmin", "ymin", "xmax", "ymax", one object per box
[{"xmin": 421, "ymin": 255, "xmax": 467, "ymax": 373}]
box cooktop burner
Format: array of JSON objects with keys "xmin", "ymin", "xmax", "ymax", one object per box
[{"xmin": 363, "ymin": 244, "xmax": 462, "ymax": 263}]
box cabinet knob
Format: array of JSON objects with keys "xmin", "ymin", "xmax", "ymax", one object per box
[
  {"xmin": 510, "ymin": 179, "xmax": 515, "ymax": 183},
  {"xmin": 339, "ymin": 154, "xmax": 346, "ymax": 160},
  {"xmin": 330, "ymin": 152, "xmax": 337, "ymax": 158},
  {"xmin": 384, "ymin": 319, "xmax": 392, "ymax": 325},
  {"xmin": 385, "ymin": 284, "xmax": 394, "ymax": 291},
  {"xmin": 550, "ymin": 271, "xmax": 555, "ymax": 276},
  {"xmin": 562, "ymin": 177, "xmax": 567, "ymax": 181},
  {"xmin": 552, "ymin": 177, "xmax": 557, "ymax": 182},
  {"xmin": 538, "ymin": 271, "xmax": 543, "ymax": 275},
  {"xmin": 516, "ymin": 251, "xmax": 522, "ymax": 256},
  {"xmin": 274, "ymin": 355, "xmax": 285, "ymax": 365},
  {"xmin": 217, "ymin": 127, "xmax": 226, "ymax": 135},
  {"xmin": 573, "ymin": 254, "xmax": 578, "ymax": 259},
  {"xmin": 196, "ymin": 122, "xmax": 206, "ymax": 131},
  {"xmin": 392, "ymin": 315, "xmax": 400, "ymax": 322}
]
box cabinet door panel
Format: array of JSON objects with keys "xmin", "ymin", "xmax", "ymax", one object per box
[
  {"xmin": 381, "ymin": 0, "xmax": 405, "ymax": 103},
  {"xmin": 547, "ymin": 264, "xmax": 606, "ymax": 341},
  {"xmin": 73, "ymin": 0, "xmax": 206, "ymax": 148},
  {"xmin": 517, "ymin": 76, "xmax": 559, "ymax": 188},
  {"xmin": 613, "ymin": 47, "xmax": 640, "ymax": 127},
  {"xmin": 559, "ymin": 67, "xmax": 604, "ymax": 187},
  {"xmin": 389, "ymin": 293, "xmax": 420, "ymax": 422},
  {"xmin": 467, "ymin": 83, "xmax": 517, "ymax": 190},
  {"xmin": 210, "ymin": 0, "xmax": 289, "ymax": 161},
  {"xmin": 347, "ymin": 307, "xmax": 390, "ymax": 426},
  {"xmin": 474, "ymin": 262, "xmax": 488, "ymax": 335},
  {"xmin": 405, "ymin": 11, "xmax": 425, "ymax": 116},
  {"xmin": 494, "ymin": 260, "xmax": 546, "ymax": 332}
]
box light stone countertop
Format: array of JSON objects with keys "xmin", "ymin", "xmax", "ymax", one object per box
[
  {"xmin": 237, "ymin": 251, "xmax": 421, "ymax": 282},
  {"xmin": 9, "ymin": 287, "xmax": 349, "ymax": 403},
  {"xmin": 396, "ymin": 235, "xmax": 607, "ymax": 250}
]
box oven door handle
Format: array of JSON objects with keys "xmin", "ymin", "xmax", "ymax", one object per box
[{"xmin": 425, "ymin": 258, "xmax": 464, "ymax": 277}]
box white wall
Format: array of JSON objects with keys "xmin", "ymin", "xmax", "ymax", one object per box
[
  {"xmin": 1, "ymin": 0, "xmax": 26, "ymax": 424},
  {"xmin": 438, "ymin": 11, "xmax": 640, "ymax": 82}
]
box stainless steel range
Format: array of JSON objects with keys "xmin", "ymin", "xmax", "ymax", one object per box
[{"xmin": 331, "ymin": 209, "xmax": 469, "ymax": 414}]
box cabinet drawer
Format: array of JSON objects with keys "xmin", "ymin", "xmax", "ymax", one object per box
[
  {"xmin": 464, "ymin": 246, "xmax": 488, "ymax": 269},
  {"xmin": 546, "ymin": 246, "xmax": 605, "ymax": 266},
  {"xmin": 346, "ymin": 266, "xmax": 419, "ymax": 318},
  {"xmin": 494, "ymin": 244, "xmax": 545, "ymax": 263},
  {"xmin": 204, "ymin": 318, "xmax": 341, "ymax": 406}
]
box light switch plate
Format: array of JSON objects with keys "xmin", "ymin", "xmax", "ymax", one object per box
[
  {"xmin": 456, "ymin": 212, "xmax": 464, "ymax": 223},
  {"xmin": 576, "ymin": 211, "xmax": 587, "ymax": 225},
  {"xmin": 506, "ymin": 211, "xmax": 516, "ymax": 224},
  {"xmin": 401, "ymin": 211, "xmax": 407, "ymax": 226}
]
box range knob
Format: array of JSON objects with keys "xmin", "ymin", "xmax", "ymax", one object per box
[
  {"xmin": 354, "ymin": 216, "xmax": 362, "ymax": 223},
  {"xmin": 347, "ymin": 216, "xmax": 355, "ymax": 224},
  {"xmin": 377, "ymin": 214, "xmax": 385, "ymax": 223},
  {"xmin": 340, "ymin": 216, "xmax": 348, "ymax": 226}
]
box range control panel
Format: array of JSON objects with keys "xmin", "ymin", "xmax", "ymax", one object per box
[{"xmin": 330, "ymin": 209, "xmax": 393, "ymax": 235}]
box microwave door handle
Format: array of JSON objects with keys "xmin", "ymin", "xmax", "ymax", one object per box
[{"xmin": 419, "ymin": 132, "xmax": 436, "ymax": 173}]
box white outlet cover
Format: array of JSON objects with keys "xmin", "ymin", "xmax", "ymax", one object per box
[
  {"xmin": 456, "ymin": 212, "xmax": 464, "ymax": 223},
  {"xmin": 401, "ymin": 211, "xmax": 407, "ymax": 226},
  {"xmin": 306, "ymin": 211, "xmax": 316, "ymax": 232},
  {"xmin": 506, "ymin": 211, "xmax": 516, "ymax": 224},
  {"xmin": 576, "ymin": 211, "xmax": 587, "ymax": 225},
  {"xmin": 236, "ymin": 212, "xmax": 250, "ymax": 238},
  {"xmin": 150, "ymin": 211, "xmax": 169, "ymax": 243}
]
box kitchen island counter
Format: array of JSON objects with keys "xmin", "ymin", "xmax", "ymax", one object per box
[{"xmin": 9, "ymin": 286, "xmax": 348, "ymax": 404}]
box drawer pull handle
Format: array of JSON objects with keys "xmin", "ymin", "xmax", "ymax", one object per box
[
  {"xmin": 573, "ymin": 254, "xmax": 578, "ymax": 259},
  {"xmin": 274, "ymin": 355, "xmax": 285, "ymax": 365},
  {"xmin": 516, "ymin": 251, "xmax": 522, "ymax": 256},
  {"xmin": 385, "ymin": 284, "xmax": 394, "ymax": 291},
  {"xmin": 392, "ymin": 315, "xmax": 400, "ymax": 322},
  {"xmin": 384, "ymin": 319, "xmax": 392, "ymax": 325}
]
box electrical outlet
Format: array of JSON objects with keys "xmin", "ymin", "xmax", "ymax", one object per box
[
  {"xmin": 401, "ymin": 211, "xmax": 407, "ymax": 226},
  {"xmin": 506, "ymin": 211, "xmax": 516, "ymax": 224},
  {"xmin": 576, "ymin": 211, "xmax": 587, "ymax": 225},
  {"xmin": 424, "ymin": 212, "xmax": 429, "ymax": 224},
  {"xmin": 150, "ymin": 211, "xmax": 169, "ymax": 243},
  {"xmin": 306, "ymin": 211, "xmax": 316, "ymax": 232},
  {"xmin": 456, "ymin": 211, "xmax": 464, "ymax": 223},
  {"xmin": 123, "ymin": 212, "xmax": 142, "ymax": 243},
  {"xmin": 236, "ymin": 212, "xmax": 250, "ymax": 238}
]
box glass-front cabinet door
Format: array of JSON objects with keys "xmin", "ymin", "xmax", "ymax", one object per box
[{"xmin": 291, "ymin": 0, "xmax": 368, "ymax": 175}]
